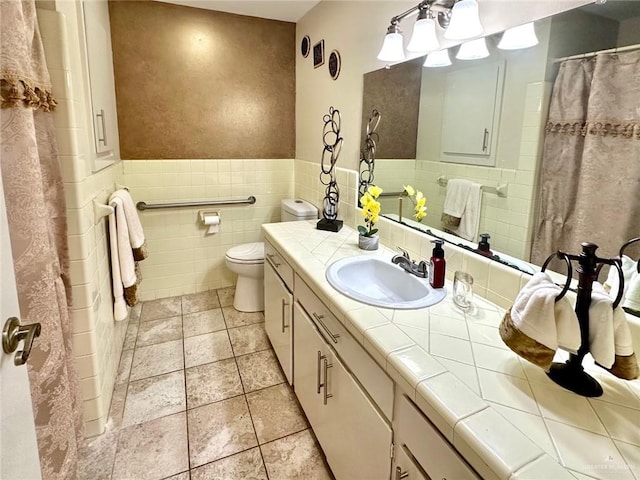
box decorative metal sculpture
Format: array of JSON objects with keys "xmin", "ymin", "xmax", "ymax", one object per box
[
  {"xmin": 359, "ymin": 109, "xmax": 381, "ymax": 204},
  {"xmin": 317, "ymin": 106, "xmax": 344, "ymax": 232}
]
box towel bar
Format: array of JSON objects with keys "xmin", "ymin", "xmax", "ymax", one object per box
[
  {"xmin": 136, "ymin": 196, "xmax": 257, "ymax": 211},
  {"xmin": 436, "ymin": 176, "xmax": 508, "ymax": 198}
]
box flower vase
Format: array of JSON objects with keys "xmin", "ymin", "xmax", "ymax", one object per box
[{"xmin": 358, "ymin": 234, "xmax": 379, "ymax": 251}]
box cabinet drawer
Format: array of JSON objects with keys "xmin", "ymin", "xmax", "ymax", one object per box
[
  {"xmin": 265, "ymin": 240, "xmax": 293, "ymax": 290},
  {"xmin": 396, "ymin": 394, "xmax": 479, "ymax": 480},
  {"xmin": 295, "ymin": 274, "xmax": 394, "ymax": 420}
]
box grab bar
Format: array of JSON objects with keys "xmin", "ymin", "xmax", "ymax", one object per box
[
  {"xmin": 136, "ymin": 196, "xmax": 256, "ymax": 211},
  {"xmin": 437, "ymin": 176, "xmax": 508, "ymax": 198},
  {"xmin": 379, "ymin": 190, "xmax": 408, "ymax": 197}
]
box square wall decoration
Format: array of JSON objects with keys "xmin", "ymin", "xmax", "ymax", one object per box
[{"xmin": 313, "ymin": 40, "xmax": 325, "ymax": 68}]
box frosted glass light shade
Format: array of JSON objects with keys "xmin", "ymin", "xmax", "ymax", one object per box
[
  {"xmin": 444, "ymin": 0, "xmax": 483, "ymax": 40},
  {"xmin": 407, "ymin": 18, "xmax": 439, "ymax": 53},
  {"xmin": 377, "ymin": 32, "xmax": 405, "ymax": 62},
  {"xmin": 424, "ymin": 49, "xmax": 451, "ymax": 67},
  {"xmin": 456, "ymin": 38, "xmax": 489, "ymax": 60},
  {"xmin": 498, "ymin": 22, "xmax": 539, "ymax": 50}
]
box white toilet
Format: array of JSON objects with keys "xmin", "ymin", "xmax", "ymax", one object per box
[{"xmin": 225, "ymin": 199, "xmax": 318, "ymax": 312}]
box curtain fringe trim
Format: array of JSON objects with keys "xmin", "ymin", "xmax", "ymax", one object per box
[
  {"xmin": 546, "ymin": 121, "xmax": 640, "ymax": 139},
  {"xmin": 1, "ymin": 79, "xmax": 57, "ymax": 112}
]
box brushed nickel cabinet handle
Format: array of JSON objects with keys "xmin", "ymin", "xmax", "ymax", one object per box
[
  {"xmin": 2, "ymin": 317, "xmax": 41, "ymax": 366},
  {"xmin": 281, "ymin": 298, "xmax": 289, "ymax": 333},
  {"xmin": 482, "ymin": 128, "xmax": 489, "ymax": 152},
  {"xmin": 312, "ymin": 312, "xmax": 340, "ymax": 344},
  {"xmin": 322, "ymin": 355, "xmax": 333, "ymax": 405},
  {"xmin": 96, "ymin": 109, "xmax": 107, "ymax": 146},
  {"xmin": 266, "ymin": 253, "xmax": 281, "ymax": 267},
  {"xmin": 395, "ymin": 466, "xmax": 409, "ymax": 480},
  {"xmin": 316, "ymin": 350, "xmax": 323, "ymax": 394}
]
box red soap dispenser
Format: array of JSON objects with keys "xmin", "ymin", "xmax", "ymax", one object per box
[{"xmin": 429, "ymin": 239, "xmax": 446, "ymax": 289}]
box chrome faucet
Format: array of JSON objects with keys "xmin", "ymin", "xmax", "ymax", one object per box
[{"xmin": 391, "ymin": 247, "xmax": 428, "ymax": 278}]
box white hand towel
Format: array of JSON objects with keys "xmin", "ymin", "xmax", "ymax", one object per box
[
  {"xmin": 443, "ymin": 179, "xmax": 472, "ymax": 218},
  {"xmin": 623, "ymin": 272, "xmax": 640, "ymax": 314},
  {"xmin": 603, "ymin": 255, "xmax": 637, "ymax": 300},
  {"xmin": 110, "ymin": 189, "xmax": 147, "ymax": 260},
  {"xmin": 108, "ymin": 210, "xmax": 128, "ymax": 322},
  {"xmin": 450, "ymin": 182, "xmax": 482, "ymax": 242},
  {"xmin": 588, "ymin": 283, "xmax": 616, "ymax": 369},
  {"xmin": 511, "ymin": 272, "xmax": 581, "ymax": 352}
]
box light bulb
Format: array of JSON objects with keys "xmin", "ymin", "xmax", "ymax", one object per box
[
  {"xmin": 498, "ymin": 22, "xmax": 539, "ymax": 50},
  {"xmin": 377, "ymin": 28, "xmax": 405, "ymax": 62},
  {"xmin": 444, "ymin": 0, "xmax": 483, "ymax": 40},
  {"xmin": 424, "ymin": 49, "xmax": 452, "ymax": 67},
  {"xmin": 456, "ymin": 37, "xmax": 489, "ymax": 60},
  {"xmin": 407, "ymin": 17, "xmax": 439, "ymax": 53}
]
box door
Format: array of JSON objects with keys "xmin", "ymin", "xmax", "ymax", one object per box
[
  {"xmin": 0, "ymin": 175, "xmax": 42, "ymax": 479},
  {"xmin": 264, "ymin": 261, "xmax": 293, "ymax": 384}
]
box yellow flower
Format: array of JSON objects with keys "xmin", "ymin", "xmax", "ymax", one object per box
[
  {"xmin": 416, "ymin": 196, "xmax": 426, "ymax": 209},
  {"xmin": 367, "ymin": 185, "xmax": 383, "ymax": 198},
  {"xmin": 403, "ymin": 184, "xmax": 415, "ymax": 196},
  {"xmin": 371, "ymin": 213, "xmax": 379, "ymax": 224},
  {"xmin": 360, "ymin": 192, "xmax": 372, "ymax": 207},
  {"xmin": 369, "ymin": 201, "xmax": 381, "ymax": 215}
]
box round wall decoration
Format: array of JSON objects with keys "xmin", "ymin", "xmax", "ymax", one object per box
[
  {"xmin": 301, "ymin": 35, "xmax": 311, "ymax": 58},
  {"xmin": 328, "ymin": 50, "xmax": 341, "ymax": 80}
]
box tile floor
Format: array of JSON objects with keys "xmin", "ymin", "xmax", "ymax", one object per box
[{"xmin": 78, "ymin": 288, "xmax": 334, "ymax": 480}]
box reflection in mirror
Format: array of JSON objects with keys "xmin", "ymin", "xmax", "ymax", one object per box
[{"xmin": 361, "ymin": 1, "xmax": 640, "ymax": 278}]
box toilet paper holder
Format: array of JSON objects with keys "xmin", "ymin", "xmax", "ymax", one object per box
[{"xmin": 199, "ymin": 211, "xmax": 221, "ymax": 234}]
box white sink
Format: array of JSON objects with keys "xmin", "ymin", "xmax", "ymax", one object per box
[{"xmin": 325, "ymin": 256, "xmax": 447, "ymax": 309}]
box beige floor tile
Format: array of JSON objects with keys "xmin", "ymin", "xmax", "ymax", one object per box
[
  {"xmin": 246, "ymin": 383, "xmax": 308, "ymax": 444},
  {"xmin": 109, "ymin": 383, "xmax": 128, "ymax": 430},
  {"xmin": 123, "ymin": 321, "xmax": 139, "ymax": 350},
  {"xmin": 187, "ymin": 396, "xmax": 258, "ymax": 468},
  {"xmin": 236, "ymin": 349, "xmax": 285, "ymax": 393},
  {"xmin": 130, "ymin": 339, "xmax": 184, "ymax": 381},
  {"xmin": 112, "ymin": 412, "xmax": 189, "ymax": 480},
  {"xmin": 190, "ymin": 448, "xmax": 267, "ymax": 480},
  {"xmin": 136, "ymin": 316, "xmax": 183, "ymax": 347},
  {"xmin": 228, "ymin": 324, "xmax": 271, "ymax": 356},
  {"xmin": 261, "ymin": 429, "xmax": 333, "ymax": 480},
  {"xmin": 186, "ymin": 358, "xmax": 243, "ymax": 408},
  {"xmin": 122, "ymin": 371, "xmax": 186, "ymax": 427},
  {"xmin": 217, "ymin": 287, "xmax": 236, "ymax": 308},
  {"xmin": 77, "ymin": 429, "xmax": 119, "ymax": 480},
  {"xmin": 183, "ymin": 309, "xmax": 226, "ymax": 338},
  {"xmin": 184, "ymin": 331, "xmax": 234, "ymax": 368},
  {"xmin": 164, "ymin": 472, "xmax": 190, "ymax": 480},
  {"xmin": 129, "ymin": 303, "xmax": 142, "ymax": 323},
  {"xmin": 182, "ymin": 290, "xmax": 220, "ymax": 314},
  {"xmin": 116, "ymin": 348, "xmax": 134, "ymax": 384},
  {"xmin": 222, "ymin": 307, "xmax": 264, "ymax": 328},
  {"xmin": 140, "ymin": 296, "xmax": 182, "ymax": 321}
]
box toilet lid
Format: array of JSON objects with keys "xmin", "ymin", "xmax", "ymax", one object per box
[{"xmin": 226, "ymin": 242, "xmax": 265, "ymax": 262}]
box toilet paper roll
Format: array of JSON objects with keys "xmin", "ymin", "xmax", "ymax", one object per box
[{"xmin": 202, "ymin": 214, "xmax": 220, "ymax": 234}]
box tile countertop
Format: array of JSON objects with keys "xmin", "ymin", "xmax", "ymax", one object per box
[{"xmin": 262, "ymin": 221, "xmax": 640, "ymax": 480}]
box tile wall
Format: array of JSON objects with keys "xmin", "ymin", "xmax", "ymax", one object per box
[
  {"xmin": 40, "ymin": 6, "xmax": 127, "ymax": 436},
  {"xmin": 119, "ymin": 158, "xmax": 294, "ymax": 301}
]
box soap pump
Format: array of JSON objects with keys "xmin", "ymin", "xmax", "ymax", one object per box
[
  {"xmin": 429, "ymin": 239, "xmax": 446, "ymax": 289},
  {"xmin": 476, "ymin": 233, "xmax": 493, "ymax": 257}
]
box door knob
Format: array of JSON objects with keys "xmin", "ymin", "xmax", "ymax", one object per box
[{"xmin": 2, "ymin": 317, "xmax": 41, "ymax": 366}]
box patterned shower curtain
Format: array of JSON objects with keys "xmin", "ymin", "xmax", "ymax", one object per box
[
  {"xmin": 1, "ymin": 1, "xmax": 84, "ymax": 478},
  {"xmin": 531, "ymin": 51, "xmax": 640, "ymax": 264}
]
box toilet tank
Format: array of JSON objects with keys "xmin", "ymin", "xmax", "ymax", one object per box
[{"xmin": 281, "ymin": 199, "xmax": 318, "ymax": 222}]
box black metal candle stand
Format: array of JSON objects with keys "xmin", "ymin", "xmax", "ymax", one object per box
[{"xmin": 541, "ymin": 242, "xmax": 625, "ymax": 397}]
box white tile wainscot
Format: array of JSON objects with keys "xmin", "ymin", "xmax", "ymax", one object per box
[{"xmin": 262, "ymin": 221, "xmax": 640, "ymax": 480}]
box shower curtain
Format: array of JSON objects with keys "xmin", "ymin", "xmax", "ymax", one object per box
[
  {"xmin": 1, "ymin": 1, "xmax": 83, "ymax": 479},
  {"xmin": 531, "ymin": 51, "xmax": 640, "ymax": 265}
]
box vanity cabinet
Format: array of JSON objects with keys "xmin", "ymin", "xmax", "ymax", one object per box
[
  {"xmin": 78, "ymin": 0, "xmax": 120, "ymax": 170},
  {"xmin": 393, "ymin": 391, "xmax": 479, "ymax": 480},
  {"xmin": 293, "ymin": 299, "xmax": 392, "ymax": 479},
  {"xmin": 264, "ymin": 241, "xmax": 293, "ymax": 384}
]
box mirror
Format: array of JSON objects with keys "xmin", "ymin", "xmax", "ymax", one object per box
[{"xmin": 361, "ymin": 1, "xmax": 640, "ymax": 274}]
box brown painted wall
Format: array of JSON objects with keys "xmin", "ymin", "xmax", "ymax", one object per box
[{"xmin": 108, "ymin": 0, "xmax": 295, "ymax": 159}]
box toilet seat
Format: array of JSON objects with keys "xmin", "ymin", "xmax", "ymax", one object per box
[{"xmin": 225, "ymin": 242, "xmax": 265, "ymax": 264}]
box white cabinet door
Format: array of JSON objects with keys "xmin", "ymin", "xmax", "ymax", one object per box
[
  {"xmin": 441, "ymin": 62, "xmax": 503, "ymax": 158},
  {"xmin": 294, "ymin": 302, "xmax": 392, "ymax": 480},
  {"xmin": 265, "ymin": 261, "xmax": 293, "ymax": 384},
  {"xmin": 81, "ymin": 0, "xmax": 120, "ymax": 166},
  {"xmin": 393, "ymin": 444, "xmax": 428, "ymax": 480}
]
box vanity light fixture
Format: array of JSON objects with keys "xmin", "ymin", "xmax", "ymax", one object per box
[
  {"xmin": 443, "ymin": 0, "xmax": 483, "ymax": 40},
  {"xmin": 377, "ymin": 0, "xmax": 483, "ymax": 62},
  {"xmin": 456, "ymin": 37, "xmax": 489, "ymax": 60},
  {"xmin": 497, "ymin": 22, "xmax": 539, "ymax": 50},
  {"xmin": 424, "ymin": 48, "xmax": 452, "ymax": 67},
  {"xmin": 407, "ymin": 7, "xmax": 440, "ymax": 53}
]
